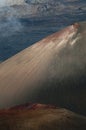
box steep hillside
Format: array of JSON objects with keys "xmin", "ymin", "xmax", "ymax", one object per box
[{"xmin": 0, "ymin": 22, "xmax": 86, "ymax": 116}]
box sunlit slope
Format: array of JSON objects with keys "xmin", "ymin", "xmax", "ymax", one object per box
[{"xmin": 0, "ymin": 22, "xmax": 86, "ymax": 115}]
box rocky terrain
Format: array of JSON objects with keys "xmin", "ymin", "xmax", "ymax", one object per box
[{"xmin": 0, "ymin": 103, "xmax": 86, "ymax": 130}]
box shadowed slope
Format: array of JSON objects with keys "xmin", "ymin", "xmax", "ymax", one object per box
[
  {"xmin": 0, "ymin": 103, "xmax": 86, "ymax": 130},
  {"xmin": 0, "ymin": 21, "xmax": 86, "ymax": 115}
]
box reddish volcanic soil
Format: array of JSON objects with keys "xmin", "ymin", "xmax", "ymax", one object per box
[{"xmin": 0, "ymin": 103, "xmax": 86, "ymax": 130}]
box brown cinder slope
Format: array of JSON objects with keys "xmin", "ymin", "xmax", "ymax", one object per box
[
  {"xmin": 0, "ymin": 103, "xmax": 86, "ymax": 130},
  {"xmin": 0, "ymin": 21, "xmax": 86, "ymax": 115}
]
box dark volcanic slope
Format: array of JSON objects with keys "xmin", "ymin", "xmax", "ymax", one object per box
[
  {"xmin": 0, "ymin": 103, "xmax": 86, "ymax": 130},
  {"xmin": 0, "ymin": 21, "xmax": 86, "ymax": 116}
]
